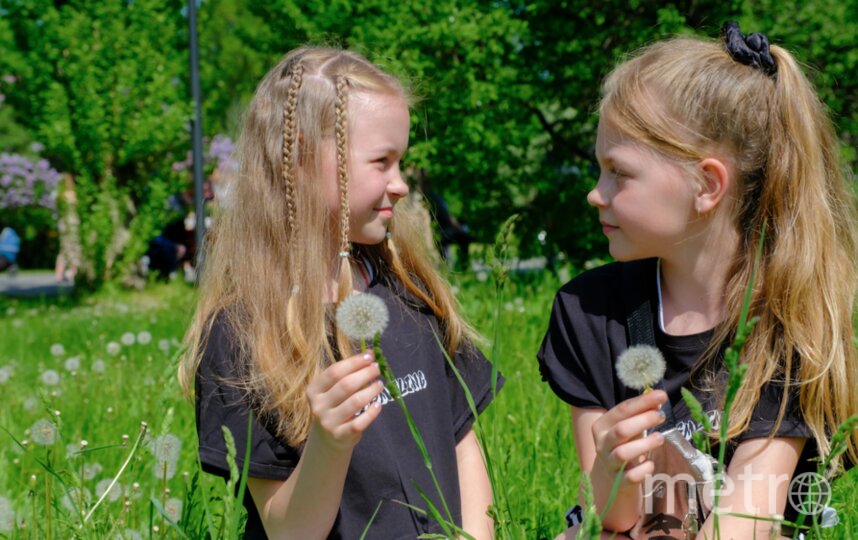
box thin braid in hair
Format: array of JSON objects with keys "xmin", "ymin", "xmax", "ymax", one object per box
[
  {"xmin": 281, "ymin": 63, "xmax": 304, "ymax": 239},
  {"xmin": 335, "ymin": 75, "xmax": 351, "ymax": 257}
]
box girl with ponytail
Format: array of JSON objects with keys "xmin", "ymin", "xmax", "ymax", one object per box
[
  {"xmin": 180, "ymin": 47, "xmax": 499, "ymax": 539},
  {"xmin": 539, "ymin": 22, "xmax": 857, "ymax": 538}
]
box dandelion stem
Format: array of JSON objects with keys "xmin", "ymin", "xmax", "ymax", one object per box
[
  {"xmin": 84, "ymin": 421, "xmax": 148, "ymax": 523},
  {"xmin": 46, "ymin": 448, "xmax": 52, "ymax": 540}
]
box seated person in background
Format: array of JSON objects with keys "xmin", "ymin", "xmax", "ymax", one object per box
[{"xmin": 0, "ymin": 227, "xmax": 20, "ymax": 273}]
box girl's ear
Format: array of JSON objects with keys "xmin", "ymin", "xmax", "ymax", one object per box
[{"xmin": 695, "ymin": 158, "xmax": 732, "ymax": 214}]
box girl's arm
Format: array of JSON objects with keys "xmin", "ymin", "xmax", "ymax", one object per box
[
  {"xmin": 457, "ymin": 429, "xmax": 494, "ymax": 539},
  {"xmin": 247, "ymin": 352, "xmax": 384, "ymax": 539},
  {"xmin": 696, "ymin": 437, "xmax": 805, "ymax": 540},
  {"xmin": 570, "ymin": 390, "xmax": 668, "ymax": 533}
]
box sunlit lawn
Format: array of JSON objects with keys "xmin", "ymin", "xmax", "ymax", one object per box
[{"xmin": 0, "ymin": 271, "xmax": 855, "ymax": 538}]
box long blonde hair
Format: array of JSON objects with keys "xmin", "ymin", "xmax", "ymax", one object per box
[
  {"xmin": 601, "ymin": 37, "xmax": 858, "ymax": 470},
  {"xmin": 180, "ymin": 47, "xmax": 471, "ymax": 447}
]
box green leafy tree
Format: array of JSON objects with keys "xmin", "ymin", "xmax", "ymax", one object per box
[{"xmin": 0, "ymin": 0, "xmax": 191, "ymax": 286}]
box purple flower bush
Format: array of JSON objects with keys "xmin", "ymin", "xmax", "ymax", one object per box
[
  {"xmin": 0, "ymin": 151, "xmax": 61, "ymax": 211},
  {"xmin": 171, "ymin": 134, "xmax": 237, "ymax": 175}
]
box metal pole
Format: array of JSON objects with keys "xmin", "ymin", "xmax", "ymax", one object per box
[{"xmin": 188, "ymin": 0, "xmax": 206, "ymax": 278}]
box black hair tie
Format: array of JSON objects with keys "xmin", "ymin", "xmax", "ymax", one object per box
[{"xmin": 721, "ymin": 21, "xmax": 777, "ymax": 79}]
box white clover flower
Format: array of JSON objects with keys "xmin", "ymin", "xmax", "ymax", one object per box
[
  {"xmin": 30, "ymin": 419, "xmax": 58, "ymax": 446},
  {"xmin": 164, "ymin": 497, "xmax": 183, "ymax": 522},
  {"xmin": 335, "ymin": 293, "xmax": 390, "ymax": 341},
  {"xmin": 92, "ymin": 359, "xmax": 106, "ymax": 373},
  {"xmin": 106, "ymin": 342, "xmax": 121, "ymax": 356},
  {"xmin": 95, "ymin": 479, "xmax": 122, "ymax": 502},
  {"xmin": 616, "ymin": 345, "xmax": 667, "ymax": 392},
  {"xmin": 136, "ymin": 331, "xmax": 152, "ymax": 345},
  {"xmin": 0, "ymin": 366, "xmax": 11, "ymax": 384},
  {"xmin": 50, "ymin": 343, "xmax": 65, "ymax": 357},
  {"xmin": 157, "ymin": 339, "xmax": 170, "ymax": 352},
  {"xmin": 0, "ymin": 495, "xmax": 14, "ymax": 532},
  {"xmin": 120, "ymin": 332, "xmax": 135, "ymax": 346},
  {"xmin": 83, "ymin": 463, "xmax": 103, "ymax": 481},
  {"xmin": 60, "ymin": 487, "xmax": 91, "ymax": 513},
  {"xmin": 150, "ymin": 434, "xmax": 181, "ymax": 480},
  {"xmin": 64, "ymin": 356, "xmax": 81, "ymax": 372},
  {"xmin": 40, "ymin": 370, "xmax": 61, "ymax": 386}
]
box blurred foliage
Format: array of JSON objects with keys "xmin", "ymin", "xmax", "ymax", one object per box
[{"xmin": 1, "ymin": 0, "xmax": 856, "ymax": 284}]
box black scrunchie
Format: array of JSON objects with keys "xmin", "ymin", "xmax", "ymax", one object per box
[{"xmin": 721, "ymin": 21, "xmax": 777, "ymax": 78}]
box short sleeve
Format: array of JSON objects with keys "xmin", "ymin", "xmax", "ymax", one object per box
[
  {"xmin": 195, "ymin": 317, "xmax": 301, "ymax": 480},
  {"xmin": 536, "ymin": 275, "xmax": 622, "ymax": 410},
  {"xmin": 447, "ymin": 340, "xmax": 504, "ymax": 443}
]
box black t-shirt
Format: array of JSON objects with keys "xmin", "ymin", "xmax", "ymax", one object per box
[
  {"xmin": 537, "ymin": 259, "xmax": 816, "ymax": 522},
  {"xmin": 195, "ymin": 272, "xmax": 503, "ymax": 539}
]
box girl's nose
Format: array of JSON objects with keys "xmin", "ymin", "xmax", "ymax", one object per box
[
  {"xmin": 388, "ymin": 168, "xmax": 409, "ymax": 199},
  {"xmin": 587, "ymin": 175, "xmax": 609, "ymax": 208}
]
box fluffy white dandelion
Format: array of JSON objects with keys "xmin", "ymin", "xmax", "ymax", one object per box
[
  {"xmin": 83, "ymin": 463, "xmax": 103, "ymax": 481},
  {"xmin": 60, "ymin": 487, "xmax": 91, "ymax": 513},
  {"xmin": 30, "ymin": 419, "xmax": 58, "ymax": 446},
  {"xmin": 106, "ymin": 342, "xmax": 121, "ymax": 356},
  {"xmin": 117, "ymin": 529, "xmax": 144, "ymax": 540},
  {"xmin": 0, "ymin": 366, "xmax": 11, "ymax": 384},
  {"xmin": 95, "ymin": 479, "xmax": 122, "ymax": 502},
  {"xmin": 66, "ymin": 443, "xmax": 82, "ymax": 460},
  {"xmin": 50, "ymin": 343, "xmax": 65, "ymax": 357},
  {"xmin": 0, "ymin": 495, "xmax": 14, "ymax": 532},
  {"xmin": 616, "ymin": 345, "xmax": 667, "ymax": 392},
  {"xmin": 22, "ymin": 396, "xmax": 38, "ymax": 412},
  {"xmin": 120, "ymin": 332, "xmax": 135, "ymax": 346},
  {"xmin": 164, "ymin": 498, "xmax": 183, "ymax": 522},
  {"xmin": 136, "ymin": 331, "xmax": 152, "ymax": 345},
  {"xmin": 157, "ymin": 339, "xmax": 170, "ymax": 352},
  {"xmin": 335, "ymin": 293, "xmax": 390, "ymax": 341},
  {"xmin": 64, "ymin": 356, "xmax": 81, "ymax": 372},
  {"xmin": 92, "ymin": 359, "xmax": 106, "ymax": 373},
  {"xmin": 149, "ymin": 434, "xmax": 181, "ymax": 480},
  {"xmin": 40, "ymin": 369, "xmax": 61, "ymax": 386}
]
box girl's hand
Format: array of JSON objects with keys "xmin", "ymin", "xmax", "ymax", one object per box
[
  {"xmin": 306, "ymin": 351, "xmax": 385, "ymax": 452},
  {"xmin": 591, "ymin": 390, "xmax": 668, "ymax": 486}
]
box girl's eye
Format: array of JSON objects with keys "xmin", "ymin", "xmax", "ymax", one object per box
[{"xmin": 610, "ymin": 168, "xmax": 626, "ymax": 179}]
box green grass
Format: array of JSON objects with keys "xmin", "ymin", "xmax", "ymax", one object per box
[{"xmin": 0, "ymin": 273, "xmax": 856, "ymax": 538}]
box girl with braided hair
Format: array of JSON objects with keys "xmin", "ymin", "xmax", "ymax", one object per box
[
  {"xmin": 180, "ymin": 47, "xmax": 499, "ymax": 539},
  {"xmin": 539, "ymin": 23, "xmax": 857, "ymax": 539}
]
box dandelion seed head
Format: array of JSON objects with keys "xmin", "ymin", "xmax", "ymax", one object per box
[
  {"xmin": 66, "ymin": 443, "xmax": 81, "ymax": 459},
  {"xmin": 120, "ymin": 332, "xmax": 135, "ymax": 346},
  {"xmin": 83, "ymin": 463, "xmax": 102, "ymax": 481},
  {"xmin": 40, "ymin": 369, "xmax": 60, "ymax": 386},
  {"xmin": 150, "ymin": 434, "xmax": 181, "ymax": 479},
  {"xmin": 50, "ymin": 343, "xmax": 65, "ymax": 357},
  {"xmin": 157, "ymin": 339, "xmax": 170, "ymax": 352},
  {"xmin": 0, "ymin": 495, "xmax": 14, "ymax": 532},
  {"xmin": 95, "ymin": 479, "xmax": 122, "ymax": 502},
  {"xmin": 30, "ymin": 419, "xmax": 58, "ymax": 446},
  {"xmin": 335, "ymin": 293, "xmax": 389, "ymax": 341},
  {"xmin": 60, "ymin": 487, "xmax": 91, "ymax": 513},
  {"xmin": 64, "ymin": 356, "xmax": 81, "ymax": 372},
  {"xmin": 106, "ymin": 342, "xmax": 121, "ymax": 356},
  {"xmin": 0, "ymin": 366, "xmax": 11, "ymax": 384},
  {"xmin": 616, "ymin": 345, "xmax": 666, "ymax": 391},
  {"xmin": 117, "ymin": 529, "xmax": 144, "ymax": 540},
  {"xmin": 164, "ymin": 498, "xmax": 183, "ymax": 522},
  {"xmin": 92, "ymin": 359, "xmax": 106, "ymax": 373},
  {"xmin": 136, "ymin": 331, "xmax": 152, "ymax": 345}
]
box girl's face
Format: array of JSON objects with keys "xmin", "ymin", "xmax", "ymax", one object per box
[
  {"xmin": 588, "ymin": 118, "xmax": 697, "ymax": 261},
  {"xmin": 322, "ymin": 91, "xmax": 410, "ymax": 246}
]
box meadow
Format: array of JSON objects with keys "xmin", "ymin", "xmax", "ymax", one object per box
[{"xmin": 0, "ymin": 268, "xmax": 856, "ymax": 539}]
